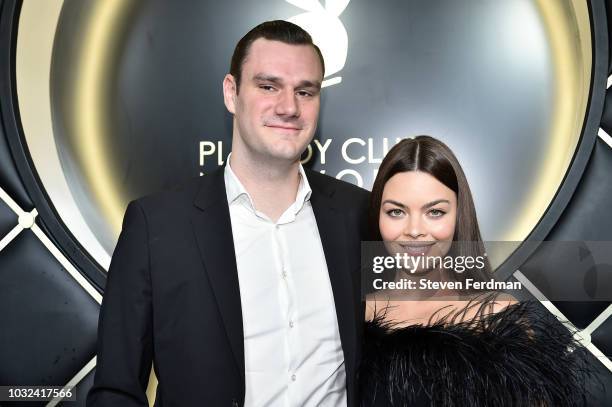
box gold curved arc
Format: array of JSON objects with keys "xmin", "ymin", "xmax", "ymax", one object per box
[
  {"xmin": 72, "ymin": 0, "xmax": 131, "ymax": 233},
  {"xmin": 505, "ymin": 0, "xmax": 591, "ymax": 242}
]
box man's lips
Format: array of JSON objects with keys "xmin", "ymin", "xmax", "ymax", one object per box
[{"xmin": 264, "ymin": 124, "xmax": 302, "ymax": 131}]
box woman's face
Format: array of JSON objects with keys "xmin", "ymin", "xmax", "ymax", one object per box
[{"xmin": 379, "ymin": 171, "xmax": 457, "ymax": 269}]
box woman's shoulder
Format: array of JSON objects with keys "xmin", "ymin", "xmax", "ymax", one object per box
[
  {"xmin": 362, "ymin": 297, "xmax": 594, "ymax": 406},
  {"xmin": 365, "ymin": 291, "xmax": 519, "ymax": 328},
  {"xmin": 478, "ymin": 291, "xmax": 518, "ymax": 312},
  {"xmin": 454, "ymin": 291, "xmax": 519, "ymax": 322},
  {"xmin": 365, "ymin": 291, "xmax": 391, "ymax": 322},
  {"xmin": 364, "ymin": 293, "xmax": 577, "ymax": 348}
]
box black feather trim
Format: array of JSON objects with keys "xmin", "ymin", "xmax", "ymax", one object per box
[{"xmin": 361, "ymin": 299, "xmax": 595, "ymax": 407}]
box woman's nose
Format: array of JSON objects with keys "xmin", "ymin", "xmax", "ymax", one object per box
[{"xmin": 403, "ymin": 216, "xmax": 425, "ymax": 239}]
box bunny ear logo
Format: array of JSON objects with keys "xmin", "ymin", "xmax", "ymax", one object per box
[{"xmin": 285, "ymin": 0, "xmax": 350, "ymax": 88}]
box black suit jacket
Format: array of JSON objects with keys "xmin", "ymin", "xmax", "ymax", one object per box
[{"xmin": 87, "ymin": 167, "xmax": 370, "ymax": 407}]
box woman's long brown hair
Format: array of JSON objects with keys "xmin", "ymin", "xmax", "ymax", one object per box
[{"xmin": 370, "ymin": 135, "xmax": 493, "ymax": 282}]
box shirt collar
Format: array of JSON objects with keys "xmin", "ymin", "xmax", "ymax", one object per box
[
  {"xmin": 224, "ymin": 153, "xmax": 312, "ymax": 213},
  {"xmin": 224, "ymin": 153, "xmax": 250, "ymax": 205},
  {"xmin": 294, "ymin": 163, "xmax": 313, "ymax": 213}
]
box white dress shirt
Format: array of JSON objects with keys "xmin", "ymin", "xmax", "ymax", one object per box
[{"xmin": 224, "ymin": 157, "xmax": 347, "ymax": 407}]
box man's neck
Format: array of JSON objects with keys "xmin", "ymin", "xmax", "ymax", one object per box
[{"xmin": 229, "ymin": 152, "xmax": 302, "ymax": 222}]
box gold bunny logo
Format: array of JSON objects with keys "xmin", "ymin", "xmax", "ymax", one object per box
[{"xmin": 285, "ymin": 0, "xmax": 350, "ymax": 87}]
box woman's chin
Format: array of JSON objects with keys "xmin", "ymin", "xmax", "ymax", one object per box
[{"xmin": 398, "ymin": 267, "xmax": 436, "ymax": 278}]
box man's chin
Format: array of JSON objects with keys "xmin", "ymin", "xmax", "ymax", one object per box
[
  {"xmin": 258, "ymin": 147, "xmax": 304, "ymax": 164},
  {"xmin": 268, "ymin": 143, "xmax": 310, "ymax": 162}
]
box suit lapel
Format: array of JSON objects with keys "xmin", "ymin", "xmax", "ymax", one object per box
[
  {"xmin": 191, "ymin": 168, "xmax": 244, "ymax": 375},
  {"xmin": 307, "ymin": 172, "xmax": 357, "ymax": 376}
]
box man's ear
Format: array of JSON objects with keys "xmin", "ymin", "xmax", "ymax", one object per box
[{"xmin": 223, "ymin": 74, "xmax": 238, "ymax": 114}]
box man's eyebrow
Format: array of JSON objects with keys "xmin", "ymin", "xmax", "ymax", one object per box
[
  {"xmin": 252, "ymin": 74, "xmax": 321, "ymax": 90},
  {"xmin": 253, "ymin": 74, "xmax": 282, "ymax": 84},
  {"xmin": 297, "ymin": 80, "xmax": 322, "ymax": 89}
]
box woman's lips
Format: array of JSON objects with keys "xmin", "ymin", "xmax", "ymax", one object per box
[{"xmin": 398, "ymin": 242, "xmax": 435, "ymax": 256}]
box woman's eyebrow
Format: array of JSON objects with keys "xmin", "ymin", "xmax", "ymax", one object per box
[
  {"xmin": 382, "ymin": 199, "xmax": 406, "ymax": 208},
  {"xmin": 422, "ymin": 199, "xmax": 450, "ymax": 209}
]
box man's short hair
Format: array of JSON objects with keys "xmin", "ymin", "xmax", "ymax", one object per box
[{"xmin": 229, "ymin": 20, "xmax": 325, "ymax": 91}]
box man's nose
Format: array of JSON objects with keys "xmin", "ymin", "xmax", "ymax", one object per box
[{"xmin": 275, "ymin": 90, "xmax": 300, "ymax": 117}]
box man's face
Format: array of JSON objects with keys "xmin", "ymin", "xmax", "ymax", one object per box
[{"xmin": 223, "ymin": 38, "xmax": 323, "ymax": 164}]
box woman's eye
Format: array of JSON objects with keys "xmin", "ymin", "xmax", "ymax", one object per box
[
  {"xmin": 428, "ymin": 209, "xmax": 446, "ymax": 217},
  {"xmin": 387, "ymin": 209, "xmax": 404, "ymax": 217}
]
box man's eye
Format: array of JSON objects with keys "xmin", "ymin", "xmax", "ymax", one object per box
[
  {"xmin": 296, "ymin": 90, "xmax": 313, "ymax": 97},
  {"xmin": 259, "ymin": 85, "xmax": 276, "ymax": 91}
]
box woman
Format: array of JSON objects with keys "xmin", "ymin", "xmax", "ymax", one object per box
[{"xmin": 361, "ymin": 136, "xmax": 591, "ymax": 406}]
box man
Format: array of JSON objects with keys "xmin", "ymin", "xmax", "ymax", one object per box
[{"xmin": 87, "ymin": 20, "xmax": 369, "ymax": 406}]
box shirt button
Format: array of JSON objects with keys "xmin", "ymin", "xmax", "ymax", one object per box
[
  {"xmin": 282, "ymin": 270, "xmax": 288, "ymax": 279},
  {"xmin": 275, "ymin": 225, "xmax": 280, "ymax": 230},
  {"xmin": 291, "ymin": 374, "xmax": 296, "ymax": 381},
  {"xmin": 289, "ymin": 320, "xmax": 294, "ymax": 328}
]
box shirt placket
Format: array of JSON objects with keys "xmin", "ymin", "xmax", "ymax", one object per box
[{"xmin": 273, "ymin": 221, "xmax": 300, "ymax": 406}]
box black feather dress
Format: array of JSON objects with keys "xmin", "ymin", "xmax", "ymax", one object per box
[{"xmin": 361, "ymin": 300, "xmax": 593, "ymax": 407}]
